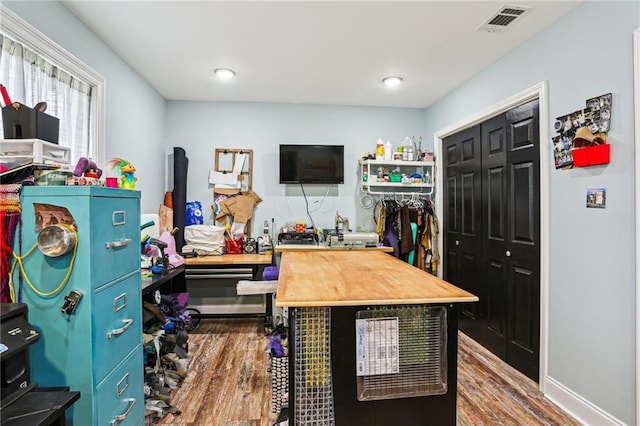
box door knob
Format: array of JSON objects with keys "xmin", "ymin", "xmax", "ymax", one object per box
[
  {"xmin": 506, "ymin": 250, "xmax": 511, "ymax": 257},
  {"xmin": 455, "ymin": 240, "xmax": 460, "ymax": 246}
]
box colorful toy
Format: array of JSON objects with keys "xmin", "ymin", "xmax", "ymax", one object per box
[
  {"xmin": 73, "ymin": 157, "xmax": 102, "ymax": 179},
  {"xmin": 105, "ymin": 158, "xmax": 137, "ymax": 190}
]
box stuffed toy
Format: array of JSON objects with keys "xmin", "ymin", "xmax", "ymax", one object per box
[
  {"xmin": 105, "ymin": 158, "xmax": 137, "ymax": 190},
  {"xmin": 73, "ymin": 157, "xmax": 102, "ymax": 179}
]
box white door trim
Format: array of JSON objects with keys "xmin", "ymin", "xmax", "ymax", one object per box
[
  {"xmin": 433, "ymin": 81, "xmax": 550, "ymax": 391},
  {"xmin": 633, "ymin": 27, "xmax": 640, "ymax": 426}
]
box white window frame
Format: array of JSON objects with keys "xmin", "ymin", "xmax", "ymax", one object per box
[{"xmin": 0, "ymin": 4, "xmax": 106, "ymax": 165}]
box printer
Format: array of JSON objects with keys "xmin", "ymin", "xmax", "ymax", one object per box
[
  {"xmin": 1, "ymin": 303, "xmax": 40, "ymax": 406},
  {"xmin": 1, "ymin": 303, "xmax": 80, "ymax": 425}
]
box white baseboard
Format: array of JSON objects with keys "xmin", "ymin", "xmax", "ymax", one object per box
[{"xmin": 545, "ymin": 376, "xmax": 626, "ymax": 426}]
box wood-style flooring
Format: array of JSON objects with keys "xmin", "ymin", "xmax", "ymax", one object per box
[{"xmin": 158, "ymin": 318, "xmax": 577, "ymax": 426}]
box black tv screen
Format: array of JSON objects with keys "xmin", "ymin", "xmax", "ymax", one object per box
[{"xmin": 279, "ymin": 144, "xmax": 344, "ymax": 184}]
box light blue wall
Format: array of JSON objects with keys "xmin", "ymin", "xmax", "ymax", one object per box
[
  {"xmin": 165, "ymin": 101, "xmax": 424, "ymax": 233},
  {"xmin": 5, "ymin": 0, "xmax": 638, "ymax": 423},
  {"xmin": 4, "ymin": 1, "xmax": 167, "ymax": 214},
  {"xmin": 423, "ymin": 2, "xmax": 638, "ymax": 424}
]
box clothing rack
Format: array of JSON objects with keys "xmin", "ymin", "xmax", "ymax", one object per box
[
  {"xmin": 379, "ymin": 192, "xmax": 434, "ymax": 210},
  {"xmin": 374, "ymin": 191, "xmax": 439, "ymax": 274}
]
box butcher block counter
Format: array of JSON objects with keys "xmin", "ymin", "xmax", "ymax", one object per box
[
  {"xmin": 276, "ymin": 250, "xmax": 478, "ymax": 426},
  {"xmin": 276, "ymin": 250, "xmax": 477, "ymax": 307}
]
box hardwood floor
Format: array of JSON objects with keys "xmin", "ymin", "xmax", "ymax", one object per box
[{"xmin": 158, "ymin": 318, "xmax": 577, "ymax": 426}]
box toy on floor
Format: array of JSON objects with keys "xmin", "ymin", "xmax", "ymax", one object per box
[{"xmin": 105, "ymin": 158, "xmax": 137, "ymax": 190}]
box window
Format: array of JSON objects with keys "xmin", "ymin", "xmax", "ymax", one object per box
[{"xmin": 0, "ymin": 5, "xmax": 105, "ymax": 165}]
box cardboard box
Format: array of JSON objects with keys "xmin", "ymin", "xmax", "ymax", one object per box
[{"xmin": 2, "ymin": 102, "xmax": 60, "ymax": 144}]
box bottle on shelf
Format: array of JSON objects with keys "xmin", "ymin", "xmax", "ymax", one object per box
[
  {"xmin": 401, "ymin": 136, "xmax": 412, "ymax": 161},
  {"xmin": 376, "ymin": 139, "xmax": 384, "ymax": 160},
  {"xmin": 384, "ymin": 141, "xmax": 393, "ymax": 160}
]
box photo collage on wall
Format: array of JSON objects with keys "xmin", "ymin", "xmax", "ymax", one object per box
[{"xmin": 552, "ymin": 93, "xmax": 612, "ymax": 169}]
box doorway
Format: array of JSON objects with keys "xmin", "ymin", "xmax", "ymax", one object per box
[
  {"xmin": 443, "ymin": 100, "xmax": 540, "ymax": 381},
  {"xmin": 433, "ymin": 82, "xmax": 551, "ymax": 386}
]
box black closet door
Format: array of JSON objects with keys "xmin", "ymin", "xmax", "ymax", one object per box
[
  {"xmin": 443, "ymin": 126, "xmax": 484, "ymax": 343},
  {"xmin": 481, "ymin": 113, "xmax": 509, "ymax": 360},
  {"xmin": 504, "ymin": 100, "xmax": 540, "ymax": 381},
  {"xmin": 443, "ymin": 99, "xmax": 540, "ymax": 382}
]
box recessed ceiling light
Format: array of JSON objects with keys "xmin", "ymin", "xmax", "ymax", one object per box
[
  {"xmin": 214, "ymin": 68, "xmax": 236, "ymax": 79},
  {"xmin": 382, "ymin": 76, "xmax": 403, "ymax": 87}
]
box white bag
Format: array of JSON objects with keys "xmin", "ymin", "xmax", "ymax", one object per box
[{"xmin": 182, "ymin": 224, "xmax": 225, "ymax": 255}]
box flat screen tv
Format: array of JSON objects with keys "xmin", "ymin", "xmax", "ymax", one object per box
[{"xmin": 279, "ymin": 144, "xmax": 344, "ymax": 184}]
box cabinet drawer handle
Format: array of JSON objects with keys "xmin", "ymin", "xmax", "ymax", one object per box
[
  {"xmin": 107, "ymin": 319, "xmax": 133, "ymax": 339},
  {"xmin": 106, "ymin": 238, "xmax": 133, "ymax": 249},
  {"xmin": 110, "ymin": 398, "xmax": 136, "ymax": 425}
]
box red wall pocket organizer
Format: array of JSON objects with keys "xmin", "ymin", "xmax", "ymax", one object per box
[
  {"xmin": 572, "ymin": 144, "xmax": 610, "ymax": 168},
  {"xmin": 552, "ymin": 92, "xmax": 612, "ymax": 170}
]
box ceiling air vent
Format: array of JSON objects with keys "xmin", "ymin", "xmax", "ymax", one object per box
[{"xmin": 477, "ymin": 5, "xmax": 531, "ymax": 33}]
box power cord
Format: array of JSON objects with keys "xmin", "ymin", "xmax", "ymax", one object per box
[
  {"xmin": 299, "ymin": 183, "xmax": 317, "ymax": 231},
  {"xmin": 10, "ymin": 226, "xmax": 79, "ymax": 298}
]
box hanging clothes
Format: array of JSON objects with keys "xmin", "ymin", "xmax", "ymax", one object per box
[
  {"xmin": 1, "ymin": 184, "xmax": 22, "ymax": 303},
  {"xmin": 416, "ymin": 209, "xmax": 440, "ymax": 274},
  {"xmin": 399, "ymin": 204, "xmax": 415, "ymax": 256},
  {"xmin": 382, "ymin": 214, "xmax": 400, "ymax": 258}
]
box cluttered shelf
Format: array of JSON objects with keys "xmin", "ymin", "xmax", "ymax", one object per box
[{"xmin": 142, "ymin": 265, "xmax": 187, "ymax": 294}]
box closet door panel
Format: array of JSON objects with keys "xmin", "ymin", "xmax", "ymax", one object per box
[
  {"xmin": 510, "ymin": 162, "xmax": 536, "ymax": 244},
  {"xmin": 447, "ymin": 176, "xmax": 459, "ymax": 234},
  {"xmin": 486, "ymin": 259, "xmax": 507, "ymax": 358},
  {"xmin": 443, "ymin": 126, "xmax": 483, "ymax": 342},
  {"xmin": 487, "ymin": 167, "xmax": 505, "ymax": 240},
  {"xmin": 505, "ymin": 100, "xmax": 540, "ymax": 381},
  {"xmin": 461, "ymin": 172, "xmax": 478, "ymax": 237},
  {"xmin": 481, "ymin": 114, "xmax": 508, "ymax": 356},
  {"xmin": 511, "ymin": 266, "xmax": 535, "ymax": 352}
]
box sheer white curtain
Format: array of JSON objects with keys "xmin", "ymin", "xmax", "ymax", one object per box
[{"xmin": 0, "ymin": 33, "xmax": 93, "ymax": 163}]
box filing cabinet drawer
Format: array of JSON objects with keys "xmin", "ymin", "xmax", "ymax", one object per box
[
  {"xmin": 93, "ymin": 272, "xmax": 142, "ymax": 382},
  {"xmin": 91, "ymin": 196, "xmax": 140, "ymax": 288},
  {"xmin": 96, "ymin": 347, "xmax": 144, "ymax": 426}
]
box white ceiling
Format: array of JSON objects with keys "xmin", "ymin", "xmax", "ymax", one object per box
[{"xmin": 62, "ymin": 1, "xmax": 582, "ymax": 109}]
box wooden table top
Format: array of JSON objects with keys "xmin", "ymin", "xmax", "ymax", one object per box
[
  {"xmin": 276, "ymin": 251, "xmax": 478, "ymax": 307},
  {"xmin": 184, "ymin": 252, "xmax": 272, "ymax": 266},
  {"xmin": 275, "ymin": 244, "xmax": 393, "ymax": 253}
]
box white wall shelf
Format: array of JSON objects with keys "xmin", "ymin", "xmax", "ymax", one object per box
[{"xmin": 359, "ymin": 159, "xmax": 434, "ymax": 196}]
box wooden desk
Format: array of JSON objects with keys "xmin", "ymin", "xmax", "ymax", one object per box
[
  {"xmin": 277, "ymin": 251, "xmax": 477, "ymax": 426},
  {"xmin": 184, "ymin": 253, "xmax": 272, "ymax": 266},
  {"xmin": 184, "ymin": 253, "xmax": 273, "ymax": 315}
]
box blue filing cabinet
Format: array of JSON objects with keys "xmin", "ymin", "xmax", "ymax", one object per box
[{"xmin": 15, "ymin": 186, "xmax": 144, "ymax": 425}]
